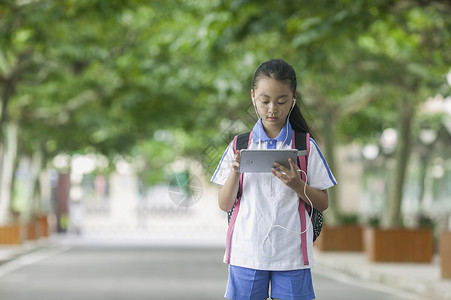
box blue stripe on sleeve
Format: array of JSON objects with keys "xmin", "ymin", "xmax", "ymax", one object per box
[
  {"xmin": 210, "ymin": 142, "xmax": 232, "ymax": 183},
  {"xmin": 310, "ymin": 138, "xmax": 337, "ymax": 185}
]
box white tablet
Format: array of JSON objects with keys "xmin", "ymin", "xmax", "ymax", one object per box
[{"xmin": 239, "ymin": 149, "xmax": 299, "ymax": 173}]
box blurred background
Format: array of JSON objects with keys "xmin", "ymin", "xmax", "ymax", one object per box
[{"xmin": 0, "ymin": 0, "xmax": 451, "ymax": 299}]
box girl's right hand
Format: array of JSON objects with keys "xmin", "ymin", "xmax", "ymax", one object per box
[
  {"xmin": 231, "ymin": 150, "xmax": 241, "ymax": 173},
  {"xmin": 219, "ymin": 150, "xmax": 242, "ymax": 212}
]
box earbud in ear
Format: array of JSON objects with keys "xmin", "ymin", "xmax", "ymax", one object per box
[
  {"xmin": 252, "ymin": 97, "xmax": 256, "ymax": 106},
  {"xmin": 292, "ymin": 98, "xmax": 296, "ymax": 108}
]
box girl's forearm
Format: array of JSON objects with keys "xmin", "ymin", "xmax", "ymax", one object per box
[
  {"xmin": 218, "ymin": 171, "xmax": 240, "ymax": 212},
  {"xmin": 295, "ymin": 182, "xmax": 329, "ymax": 212}
]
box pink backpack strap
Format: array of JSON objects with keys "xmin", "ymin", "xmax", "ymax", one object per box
[
  {"xmin": 232, "ymin": 135, "xmax": 238, "ymax": 155},
  {"xmin": 225, "ymin": 172, "xmax": 242, "ymax": 264},
  {"xmin": 292, "ymin": 131, "xmax": 310, "ymax": 265},
  {"xmin": 225, "ymin": 132, "xmax": 252, "ymax": 264}
]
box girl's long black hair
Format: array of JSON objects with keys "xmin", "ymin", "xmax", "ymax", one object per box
[{"xmin": 251, "ymin": 59, "xmax": 316, "ymax": 140}]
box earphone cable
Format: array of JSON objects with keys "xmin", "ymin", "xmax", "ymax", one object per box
[{"xmin": 263, "ymin": 169, "xmax": 313, "ymax": 257}]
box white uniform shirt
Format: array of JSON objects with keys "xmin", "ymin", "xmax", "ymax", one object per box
[{"xmin": 211, "ymin": 120, "xmax": 337, "ymax": 270}]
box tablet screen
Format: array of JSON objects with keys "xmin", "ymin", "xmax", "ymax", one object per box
[{"xmin": 239, "ymin": 149, "xmax": 298, "ymax": 173}]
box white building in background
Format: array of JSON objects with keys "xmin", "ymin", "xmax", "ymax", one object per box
[{"xmin": 67, "ymin": 156, "xmax": 227, "ymax": 246}]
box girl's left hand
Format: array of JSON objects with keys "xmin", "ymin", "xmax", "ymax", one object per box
[{"xmin": 272, "ymin": 158, "xmax": 303, "ymax": 190}]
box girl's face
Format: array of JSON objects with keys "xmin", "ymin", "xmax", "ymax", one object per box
[{"xmin": 251, "ymin": 77, "xmax": 295, "ymax": 134}]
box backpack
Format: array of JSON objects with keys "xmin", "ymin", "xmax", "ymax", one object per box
[{"xmin": 225, "ymin": 130, "xmax": 323, "ymax": 265}]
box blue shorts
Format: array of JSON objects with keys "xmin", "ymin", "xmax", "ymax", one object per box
[{"xmin": 225, "ymin": 265, "xmax": 315, "ymax": 300}]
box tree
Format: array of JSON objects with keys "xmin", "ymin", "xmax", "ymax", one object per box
[
  {"xmin": 355, "ymin": 1, "xmax": 451, "ymax": 227},
  {"xmin": 191, "ymin": 0, "xmax": 451, "ymax": 228},
  {"xmin": 0, "ymin": 0, "xmax": 237, "ymax": 223}
]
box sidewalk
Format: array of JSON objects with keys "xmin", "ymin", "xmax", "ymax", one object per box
[{"xmin": 314, "ymin": 249, "xmax": 451, "ymax": 300}]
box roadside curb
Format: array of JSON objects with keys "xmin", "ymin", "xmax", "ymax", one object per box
[{"xmin": 0, "ymin": 238, "xmax": 57, "ymax": 267}]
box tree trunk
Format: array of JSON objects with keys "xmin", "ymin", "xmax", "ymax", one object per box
[
  {"xmin": 0, "ymin": 122, "xmax": 19, "ymax": 225},
  {"xmin": 56, "ymin": 172, "xmax": 71, "ymax": 233},
  {"xmin": 382, "ymin": 98, "xmax": 415, "ymax": 228},
  {"xmin": 322, "ymin": 109, "xmax": 340, "ymax": 226},
  {"xmin": 22, "ymin": 145, "xmax": 44, "ymax": 223},
  {"xmin": 416, "ymin": 151, "xmax": 431, "ymax": 223}
]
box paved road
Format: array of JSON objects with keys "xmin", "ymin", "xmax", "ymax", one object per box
[{"xmin": 0, "ymin": 244, "xmax": 421, "ymax": 300}]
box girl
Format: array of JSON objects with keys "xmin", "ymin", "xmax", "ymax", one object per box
[{"xmin": 211, "ymin": 59, "xmax": 337, "ymax": 300}]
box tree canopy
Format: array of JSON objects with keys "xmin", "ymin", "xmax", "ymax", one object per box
[{"xmin": 0, "ymin": 0, "xmax": 450, "ymax": 226}]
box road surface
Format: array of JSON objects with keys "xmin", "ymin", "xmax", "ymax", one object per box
[{"xmin": 0, "ymin": 243, "xmax": 422, "ymax": 300}]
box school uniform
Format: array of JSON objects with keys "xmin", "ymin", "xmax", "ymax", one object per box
[{"xmin": 211, "ymin": 119, "xmax": 337, "ymax": 299}]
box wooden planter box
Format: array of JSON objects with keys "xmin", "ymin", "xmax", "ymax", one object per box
[
  {"xmin": 36, "ymin": 215, "xmax": 49, "ymax": 238},
  {"xmin": 0, "ymin": 224, "xmax": 22, "ymax": 245},
  {"xmin": 25, "ymin": 223, "xmax": 38, "ymax": 240},
  {"xmin": 439, "ymin": 231, "xmax": 451, "ymax": 278},
  {"xmin": 22, "ymin": 215, "xmax": 50, "ymax": 241},
  {"xmin": 364, "ymin": 227, "xmax": 433, "ymax": 263},
  {"xmin": 315, "ymin": 225, "xmax": 363, "ymax": 251}
]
